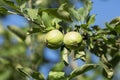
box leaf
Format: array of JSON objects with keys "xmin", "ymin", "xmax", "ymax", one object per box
[
  {"xmin": 100, "ymin": 54, "xmax": 114, "ymax": 79},
  {"xmin": 68, "ymin": 7, "xmax": 80, "ymax": 21},
  {"xmin": 78, "ymin": 8, "xmax": 85, "ymax": 22},
  {"xmin": 102, "ymin": 64, "xmax": 114, "ymax": 79},
  {"xmin": 109, "ymin": 52, "xmax": 120, "ymax": 68},
  {"xmin": 16, "ymin": 65, "xmax": 31, "ymax": 77},
  {"xmin": 114, "ymin": 22, "xmax": 120, "ymax": 33},
  {"xmin": 48, "ymin": 71, "xmax": 65, "ymax": 80},
  {"xmin": 0, "ymin": 7, "xmax": 8, "ymax": 16},
  {"xmin": 27, "ymin": 28, "xmax": 42, "ymax": 34},
  {"xmin": 69, "ymin": 64, "xmax": 98, "ymax": 79},
  {"xmin": 51, "ymin": 18, "xmax": 61, "ymax": 29},
  {"xmin": 38, "ymin": 3, "xmax": 72, "ymax": 22},
  {"xmin": 92, "ymin": 25, "xmax": 101, "ymax": 31},
  {"xmin": 84, "ymin": 0, "xmax": 92, "ymax": 15},
  {"xmin": 41, "ymin": 12, "xmax": 53, "ymax": 27},
  {"xmin": 26, "ymin": 8, "xmax": 38, "ymax": 20},
  {"xmin": 109, "ymin": 16, "xmax": 120, "ymax": 25},
  {"xmin": 87, "ymin": 14, "xmax": 96, "ymax": 27},
  {"xmin": 77, "ymin": 0, "xmax": 92, "ymax": 22},
  {"xmin": 75, "ymin": 51, "xmax": 86, "ymax": 61},
  {"xmin": 2, "ymin": 0, "xmax": 19, "ymax": 12},
  {"xmin": 16, "ymin": 65, "xmax": 45, "ymax": 80},
  {"xmin": 31, "ymin": 72, "xmax": 44, "ymax": 80},
  {"xmin": 62, "ymin": 48, "xmax": 69, "ymax": 65},
  {"xmin": 8, "ymin": 25, "xmax": 26, "ymax": 41},
  {"xmin": 51, "ymin": 62, "xmax": 65, "ymax": 71},
  {"xmin": 105, "ymin": 22, "xmax": 115, "ymax": 31},
  {"xmin": 20, "ymin": 3, "xmax": 26, "ymax": 11}
]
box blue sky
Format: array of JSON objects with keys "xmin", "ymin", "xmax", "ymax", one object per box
[{"xmin": 91, "ymin": 0, "xmax": 120, "ymax": 27}]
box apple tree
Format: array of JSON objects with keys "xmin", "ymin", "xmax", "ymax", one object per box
[{"xmin": 0, "ymin": 0, "xmax": 120, "ymax": 80}]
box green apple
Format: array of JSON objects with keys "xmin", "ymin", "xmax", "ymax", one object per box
[
  {"xmin": 45, "ymin": 29, "xmax": 63, "ymax": 49},
  {"xmin": 63, "ymin": 31, "xmax": 82, "ymax": 50}
]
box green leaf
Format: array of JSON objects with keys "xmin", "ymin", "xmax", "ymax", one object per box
[
  {"xmin": 109, "ymin": 16, "xmax": 120, "ymax": 25},
  {"xmin": 2, "ymin": 0, "xmax": 19, "ymax": 12},
  {"xmin": 8, "ymin": 25, "xmax": 26, "ymax": 41},
  {"xmin": 80, "ymin": 24, "xmax": 88, "ymax": 29},
  {"xmin": 69, "ymin": 64, "xmax": 98, "ymax": 79},
  {"xmin": 84, "ymin": 0, "xmax": 92, "ymax": 15},
  {"xmin": 51, "ymin": 18, "xmax": 61, "ymax": 29},
  {"xmin": 68, "ymin": 7, "xmax": 80, "ymax": 21},
  {"xmin": 16, "ymin": 65, "xmax": 31, "ymax": 77},
  {"xmin": 77, "ymin": 0, "xmax": 92, "ymax": 22},
  {"xmin": 27, "ymin": 28, "xmax": 42, "ymax": 34},
  {"xmin": 38, "ymin": 3, "xmax": 72, "ymax": 22},
  {"xmin": 102, "ymin": 65, "xmax": 114, "ymax": 79},
  {"xmin": 78, "ymin": 7, "xmax": 85, "ymax": 22},
  {"xmin": 100, "ymin": 54, "xmax": 114, "ymax": 79},
  {"xmin": 31, "ymin": 72, "xmax": 44, "ymax": 80},
  {"xmin": 26, "ymin": 8, "xmax": 38, "ymax": 20},
  {"xmin": 20, "ymin": 3, "xmax": 26, "ymax": 11},
  {"xmin": 87, "ymin": 14, "xmax": 96, "ymax": 27},
  {"xmin": 16, "ymin": 65, "xmax": 45, "ymax": 80},
  {"xmin": 51, "ymin": 62, "xmax": 65, "ymax": 71},
  {"xmin": 62, "ymin": 48, "xmax": 69, "ymax": 65},
  {"xmin": 48, "ymin": 71, "xmax": 65, "ymax": 80},
  {"xmin": 41, "ymin": 12, "xmax": 53, "ymax": 27},
  {"xmin": 0, "ymin": 7, "xmax": 8, "ymax": 16},
  {"xmin": 105, "ymin": 22, "xmax": 115, "ymax": 31},
  {"xmin": 114, "ymin": 22, "xmax": 120, "ymax": 33},
  {"xmin": 57, "ymin": 3, "xmax": 72, "ymax": 22},
  {"xmin": 75, "ymin": 51, "xmax": 86, "ymax": 61}
]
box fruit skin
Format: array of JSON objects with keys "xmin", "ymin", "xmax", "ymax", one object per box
[
  {"xmin": 45, "ymin": 29, "xmax": 63, "ymax": 49},
  {"xmin": 63, "ymin": 31, "xmax": 82, "ymax": 50}
]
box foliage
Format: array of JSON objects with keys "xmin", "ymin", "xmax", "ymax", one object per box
[{"xmin": 0, "ymin": 0, "xmax": 120, "ymax": 80}]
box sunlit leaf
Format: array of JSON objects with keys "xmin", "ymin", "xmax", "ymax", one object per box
[
  {"xmin": 105, "ymin": 22, "xmax": 115, "ymax": 31},
  {"xmin": 109, "ymin": 16, "xmax": 120, "ymax": 25},
  {"xmin": 51, "ymin": 62, "xmax": 65, "ymax": 71},
  {"xmin": 38, "ymin": 3, "xmax": 72, "ymax": 22},
  {"xmin": 48, "ymin": 71, "xmax": 65, "ymax": 80},
  {"xmin": 87, "ymin": 14, "xmax": 96, "ymax": 27},
  {"xmin": 69, "ymin": 64, "xmax": 98, "ymax": 79},
  {"xmin": 75, "ymin": 51, "xmax": 86, "ymax": 61},
  {"xmin": 78, "ymin": 7, "xmax": 85, "ymax": 22},
  {"xmin": 100, "ymin": 54, "xmax": 114, "ymax": 79},
  {"xmin": 26, "ymin": 8, "xmax": 38, "ymax": 20},
  {"xmin": 68, "ymin": 7, "xmax": 80, "ymax": 21},
  {"xmin": 62, "ymin": 48, "xmax": 69, "ymax": 65},
  {"xmin": 84, "ymin": 0, "xmax": 92, "ymax": 14},
  {"xmin": 114, "ymin": 22, "xmax": 120, "ymax": 33},
  {"xmin": 20, "ymin": 3, "xmax": 26, "ymax": 11}
]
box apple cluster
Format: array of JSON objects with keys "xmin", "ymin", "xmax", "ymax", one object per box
[{"xmin": 45, "ymin": 29, "xmax": 82, "ymax": 50}]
